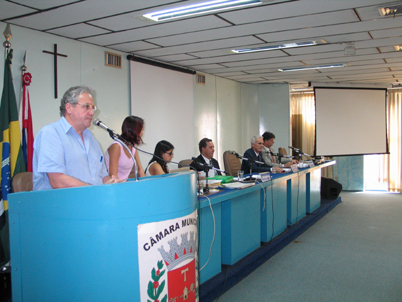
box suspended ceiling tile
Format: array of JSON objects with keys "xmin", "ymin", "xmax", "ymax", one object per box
[
  {"xmin": 153, "ymin": 54, "xmax": 199, "ymax": 62},
  {"xmin": 108, "ymin": 41, "xmax": 160, "ymax": 53},
  {"xmin": 218, "ymin": 0, "xmax": 395, "ymax": 25},
  {"xmin": 0, "ymin": 2, "xmax": 36, "ymax": 19},
  {"xmin": 81, "ymin": 15, "xmax": 230, "ymax": 46},
  {"xmin": 87, "ymin": 13, "xmax": 154, "ymax": 32},
  {"xmin": 147, "ymin": 10, "xmax": 357, "ymax": 47},
  {"xmin": 370, "ymin": 27, "xmax": 402, "ymax": 39},
  {"xmin": 8, "ymin": 0, "xmax": 169, "ymax": 30},
  {"xmin": 46, "ymin": 24, "xmax": 110, "ymax": 39},
  {"xmin": 11, "ymin": 0, "xmax": 78, "ymax": 10},
  {"xmin": 134, "ymin": 36, "xmax": 262, "ymax": 58}
]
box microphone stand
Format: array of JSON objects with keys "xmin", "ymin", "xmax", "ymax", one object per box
[
  {"xmin": 241, "ymin": 157, "xmax": 263, "ymax": 181},
  {"xmin": 203, "ymin": 166, "xmax": 210, "ymax": 194},
  {"xmin": 231, "ymin": 151, "xmax": 263, "ymax": 181}
]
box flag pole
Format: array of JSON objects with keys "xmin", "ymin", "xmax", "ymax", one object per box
[{"xmin": 3, "ymin": 24, "xmax": 12, "ymax": 59}]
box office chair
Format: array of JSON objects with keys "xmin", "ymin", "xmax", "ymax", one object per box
[
  {"xmin": 223, "ymin": 151, "xmax": 242, "ymax": 177},
  {"xmin": 12, "ymin": 172, "xmax": 33, "ymax": 192},
  {"xmin": 278, "ymin": 147, "xmax": 288, "ymax": 157},
  {"xmin": 178, "ymin": 159, "xmax": 193, "ymax": 168}
]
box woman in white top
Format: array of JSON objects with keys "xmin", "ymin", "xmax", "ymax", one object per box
[
  {"xmin": 105, "ymin": 116, "xmax": 145, "ymax": 179},
  {"xmin": 145, "ymin": 140, "xmax": 174, "ymax": 176}
]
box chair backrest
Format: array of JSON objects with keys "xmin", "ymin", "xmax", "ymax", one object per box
[
  {"xmin": 178, "ymin": 159, "xmax": 193, "ymax": 168},
  {"xmin": 278, "ymin": 147, "xmax": 288, "ymax": 156},
  {"xmin": 12, "ymin": 172, "xmax": 33, "ymax": 192},
  {"xmin": 223, "ymin": 151, "xmax": 242, "ymax": 177}
]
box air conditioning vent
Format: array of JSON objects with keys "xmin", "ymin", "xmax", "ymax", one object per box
[
  {"xmin": 196, "ymin": 73, "xmax": 206, "ymax": 84},
  {"xmin": 105, "ymin": 51, "xmax": 122, "ymax": 69}
]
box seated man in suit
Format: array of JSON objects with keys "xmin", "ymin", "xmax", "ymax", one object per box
[
  {"xmin": 241, "ymin": 136, "xmax": 283, "ymax": 175},
  {"xmin": 261, "ymin": 131, "xmax": 298, "ymax": 168},
  {"xmin": 190, "ymin": 138, "xmax": 222, "ymax": 176}
]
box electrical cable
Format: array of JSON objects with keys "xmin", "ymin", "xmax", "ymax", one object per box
[{"xmin": 199, "ymin": 195, "xmax": 216, "ymax": 272}]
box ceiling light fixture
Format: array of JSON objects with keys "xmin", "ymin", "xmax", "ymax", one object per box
[
  {"xmin": 390, "ymin": 84, "xmax": 402, "ymax": 89},
  {"xmin": 290, "ymin": 88, "xmax": 313, "ymax": 92},
  {"xmin": 143, "ymin": 0, "xmax": 263, "ymax": 22},
  {"xmin": 378, "ymin": 4, "xmax": 402, "ymax": 17},
  {"xmin": 278, "ymin": 64, "xmax": 347, "ymax": 72},
  {"xmin": 232, "ymin": 39, "xmax": 326, "ymax": 53},
  {"xmin": 344, "ymin": 42, "xmax": 356, "ymax": 56}
]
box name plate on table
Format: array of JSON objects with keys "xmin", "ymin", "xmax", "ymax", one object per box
[
  {"xmin": 259, "ymin": 172, "xmax": 271, "ymax": 182},
  {"xmin": 307, "ymin": 160, "xmax": 315, "ymax": 168},
  {"xmin": 291, "ymin": 164, "xmax": 299, "ymax": 173}
]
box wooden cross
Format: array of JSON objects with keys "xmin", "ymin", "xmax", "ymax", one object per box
[{"xmin": 43, "ymin": 44, "xmax": 67, "ymax": 98}]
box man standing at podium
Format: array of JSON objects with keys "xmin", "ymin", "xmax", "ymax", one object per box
[
  {"xmin": 190, "ymin": 138, "xmax": 222, "ymax": 176},
  {"xmin": 33, "ymin": 86, "xmax": 123, "ymax": 191}
]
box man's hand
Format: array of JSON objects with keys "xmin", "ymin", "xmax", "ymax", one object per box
[{"xmin": 272, "ymin": 166, "xmax": 284, "ymax": 173}]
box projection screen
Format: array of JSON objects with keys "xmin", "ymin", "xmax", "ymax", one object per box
[
  {"xmin": 130, "ymin": 60, "xmax": 195, "ymax": 170},
  {"xmin": 314, "ymin": 87, "xmax": 388, "ymax": 157}
]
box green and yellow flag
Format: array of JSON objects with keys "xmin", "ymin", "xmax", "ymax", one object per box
[{"xmin": 0, "ymin": 49, "xmax": 26, "ymax": 266}]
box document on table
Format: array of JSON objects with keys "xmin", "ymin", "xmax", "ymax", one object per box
[{"xmin": 220, "ymin": 182, "xmax": 256, "ymax": 189}]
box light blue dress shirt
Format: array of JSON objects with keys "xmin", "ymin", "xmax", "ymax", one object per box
[{"xmin": 33, "ymin": 117, "xmax": 108, "ymax": 191}]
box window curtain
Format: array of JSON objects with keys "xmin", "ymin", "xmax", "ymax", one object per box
[
  {"xmin": 388, "ymin": 89, "xmax": 402, "ymax": 192},
  {"xmin": 291, "ymin": 92, "xmax": 315, "ymax": 155},
  {"xmin": 291, "ymin": 92, "xmax": 333, "ymax": 178}
]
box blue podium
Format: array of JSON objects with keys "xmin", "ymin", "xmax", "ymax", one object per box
[{"xmin": 8, "ymin": 172, "xmax": 198, "ymax": 302}]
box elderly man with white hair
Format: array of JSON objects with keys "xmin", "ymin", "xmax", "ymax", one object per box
[{"xmin": 241, "ymin": 136, "xmax": 284, "ymax": 175}]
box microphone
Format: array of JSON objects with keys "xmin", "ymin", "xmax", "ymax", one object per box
[
  {"xmin": 288, "ymin": 146, "xmax": 300, "ymax": 152},
  {"xmin": 93, "ymin": 118, "xmax": 122, "ymax": 139},
  {"xmin": 191, "ymin": 157, "xmax": 213, "ymax": 169},
  {"xmin": 229, "ymin": 151, "xmax": 242, "ymax": 158}
]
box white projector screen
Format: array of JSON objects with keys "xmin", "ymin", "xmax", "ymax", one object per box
[
  {"xmin": 130, "ymin": 60, "xmax": 195, "ymax": 170},
  {"xmin": 314, "ymin": 87, "xmax": 388, "ymax": 157}
]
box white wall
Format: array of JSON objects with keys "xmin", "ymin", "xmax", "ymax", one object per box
[
  {"xmin": 193, "ymin": 76, "xmax": 261, "ymax": 168},
  {"xmin": 0, "ymin": 22, "xmax": 130, "ymax": 153},
  {"xmin": 258, "ymin": 84, "xmax": 291, "ymax": 152},
  {"xmin": 193, "ymin": 73, "xmax": 218, "ymax": 156}
]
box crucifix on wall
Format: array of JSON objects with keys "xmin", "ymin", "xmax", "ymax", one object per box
[{"xmin": 43, "ymin": 44, "xmax": 67, "ymax": 98}]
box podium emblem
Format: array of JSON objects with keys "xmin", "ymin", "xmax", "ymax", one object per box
[{"xmin": 138, "ymin": 211, "xmax": 198, "ymax": 302}]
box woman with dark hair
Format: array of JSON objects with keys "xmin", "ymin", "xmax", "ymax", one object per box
[
  {"xmin": 105, "ymin": 116, "xmax": 145, "ymax": 179},
  {"xmin": 145, "ymin": 140, "xmax": 174, "ymax": 176}
]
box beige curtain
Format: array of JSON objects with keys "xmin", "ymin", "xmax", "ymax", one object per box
[
  {"xmin": 291, "ymin": 92, "xmax": 315, "ymax": 155},
  {"xmin": 388, "ymin": 89, "xmax": 402, "ymax": 192}
]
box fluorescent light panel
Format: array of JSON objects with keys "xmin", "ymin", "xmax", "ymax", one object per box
[
  {"xmin": 378, "ymin": 4, "xmax": 402, "ymax": 17},
  {"xmin": 232, "ymin": 40, "xmax": 325, "ymax": 53},
  {"xmin": 143, "ymin": 0, "xmax": 262, "ymax": 22},
  {"xmin": 279, "ymin": 64, "xmax": 346, "ymax": 72}
]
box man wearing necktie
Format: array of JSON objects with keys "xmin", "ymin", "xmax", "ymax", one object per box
[
  {"xmin": 241, "ymin": 136, "xmax": 283, "ymax": 175},
  {"xmin": 261, "ymin": 131, "xmax": 298, "ymax": 168},
  {"xmin": 190, "ymin": 138, "xmax": 222, "ymax": 176}
]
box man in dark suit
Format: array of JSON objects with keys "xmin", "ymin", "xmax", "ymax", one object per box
[
  {"xmin": 241, "ymin": 136, "xmax": 283, "ymax": 175},
  {"xmin": 190, "ymin": 138, "xmax": 222, "ymax": 176}
]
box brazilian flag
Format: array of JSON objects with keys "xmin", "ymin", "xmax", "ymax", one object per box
[{"xmin": 0, "ymin": 49, "xmax": 26, "ymax": 266}]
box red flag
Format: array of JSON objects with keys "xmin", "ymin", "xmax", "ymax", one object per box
[{"xmin": 19, "ymin": 72, "xmax": 34, "ymax": 172}]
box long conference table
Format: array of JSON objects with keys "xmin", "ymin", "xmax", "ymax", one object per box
[{"xmin": 198, "ymin": 160, "xmax": 335, "ymax": 284}]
